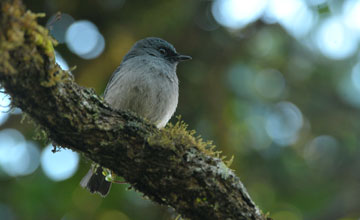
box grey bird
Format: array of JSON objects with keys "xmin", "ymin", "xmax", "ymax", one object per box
[{"xmin": 80, "ymin": 37, "xmax": 191, "ymax": 197}]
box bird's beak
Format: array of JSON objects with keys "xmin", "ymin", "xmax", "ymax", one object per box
[{"xmin": 175, "ymin": 54, "xmax": 192, "ymax": 62}]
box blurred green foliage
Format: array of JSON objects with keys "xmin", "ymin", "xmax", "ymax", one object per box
[{"xmin": 1, "ymin": 0, "xmax": 360, "ymax": 220}]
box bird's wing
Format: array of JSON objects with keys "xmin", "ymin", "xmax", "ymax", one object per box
[{"xmin": 103, "ymin": 64, "xmax": 124, "ymax": 98}]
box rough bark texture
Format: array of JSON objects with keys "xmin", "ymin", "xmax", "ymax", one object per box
[{"xmin": 0, "ymin": 1, "xmax": 270, "ymax": 219}]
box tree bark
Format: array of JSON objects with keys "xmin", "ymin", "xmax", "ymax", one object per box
[{"xmin": 0, "ymin": 1, "xmax": 270, "ymax": 219}]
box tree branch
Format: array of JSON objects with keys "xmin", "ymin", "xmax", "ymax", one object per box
[{"xmin": 0, "ymin": 1, "xmax": 269, "ymax": 219}]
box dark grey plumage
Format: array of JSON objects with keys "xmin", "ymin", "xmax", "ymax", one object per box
[{"xmin": 80, "ymin": 37, "xmax": 191, "ymax": 197}]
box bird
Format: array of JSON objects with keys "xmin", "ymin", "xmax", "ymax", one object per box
[{"xmin": 80, "ymin": 37, "xmax": 191, "ymax": 197}]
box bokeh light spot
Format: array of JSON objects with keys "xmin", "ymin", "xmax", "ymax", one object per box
[
  {"xmin": 65, "ymin": 20, "xmax": 105, "ymax": 59},
  {"xmin": 304, "ymin": 135, "xmax": 338, "ymax": 170},
  {"xmin": 81, "ymin": 34, "xmax": 105, "ymax": 60},
  {"xmin": 0, "ymin": 88, "xmax": 11, "ymax": 126},
  {"xmin": 245, "ymin": 116, "xmax": 272, "ymax": 150},
  {"xmin": 195, "ymin": 4, "xmax": 219, "ymax": 31},
  {"xmin": 47, "ymin": 13, "xmax": 75, "ymax": 43},
  {"xmin": 251, "ymin": 29, "xmax": 278, "ymax": 58},
  {"xmin": 55, "ymin": 51, "xmax": 69, "ymax": 71},
  {"xmin": 351, "ymin": 62, "xmax": 360, "ymax": 92},
  {"xmin": 227, "ymin": 64, "xmax": 255, "ymax": 98},
  {"xmin": 212, "ymin": 0, "xmax": 267, "ymax": 29},
  {"xmin": 315, "ymin": 16, "xmax": 357, "ymax": 59},
  {"xmin": 265, "ymin": 102, "xmax": 303, "ymax": 146},
  {"xmin": 0, "ymin": 129, "xmax": 40, "ymax": 177},
  {"xmin": 41, "ymin": 144, "xmax": 79, "ymax": 181},
  {"xmin": 0, "ymin": 203, "xmax": 15, "ymax": 220},
  {"xmin": 306, "ymin": 0, "xmax": 327, "ymax": 6},
  {"xmin": 342, "ymin": 0, "xmax": 360, "ymax": 32},
  {"xmin": 10, "ymin": 107, "xmax": 22, "ymax": 115},
  {"xmin": 337, "ymin": 73, "xmax": 360, "ymax": 108},
  {"xmin": 264, "ymin": 0, "xmax": 315, "ymax": 37},
  {"xmin": 254, "ymin": 69, "xmax": 285, "ymax": 99}
]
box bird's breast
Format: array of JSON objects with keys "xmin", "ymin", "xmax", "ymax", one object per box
[{"xmin": 104, "ymin": 57, "xmax": 179, "ymax": 128}]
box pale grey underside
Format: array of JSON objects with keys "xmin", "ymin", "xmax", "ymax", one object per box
[{"xmin": 104, "ymin": 55, "xmax": 179, "ymax": 128}]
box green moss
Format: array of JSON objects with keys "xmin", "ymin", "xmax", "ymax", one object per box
[
  {"xmin": 147, "ymin": 116, "xmax": 234, "ymax": 169},
  {"xmin": 20, "ymin": 113, "xmax": 28, "ymax": 124},
  {"xmin": 0, "ymin": 0, "xmax": 72, "ymax": 87},
  {"xmin": 195, "ymin": 197, "xmax": 207, "ymax": 205},
  {"xmin": 195, "ymin": 197, "xmax": 202, "ymax": 203},
  {"xmin": 22, "ymin": 11, "xmax": 57, "ymax": 58},
  {"xmin": 33, "ymin": 124, "xmax": 49, "ymax": 141},
  {"xmin": 225, "ymin": 155, "xmax": 234, "ymax": 167}
]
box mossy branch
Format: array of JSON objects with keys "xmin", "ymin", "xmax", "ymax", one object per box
[{"xmin": 0, "ymin": 1, "xmax": 270, "ymax": 219}]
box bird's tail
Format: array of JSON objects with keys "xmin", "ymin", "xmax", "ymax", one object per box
[{"xmin": 80, "ymin": 165, "xmax": 112, "ymax": 197}]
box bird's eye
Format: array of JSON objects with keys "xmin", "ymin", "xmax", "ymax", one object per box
[{"xmin": 159, "ymin": 48, "xmax": 167, "ymax": 55}]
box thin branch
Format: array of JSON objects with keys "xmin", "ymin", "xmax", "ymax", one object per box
[{"xmin": 0, "ymin": 1, "xmax": 269, "ymax": 219}]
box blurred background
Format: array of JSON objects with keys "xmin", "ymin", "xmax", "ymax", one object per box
[{"xmin": 1, "ymin": 0, "xmax": 360, "ymax": 219}]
